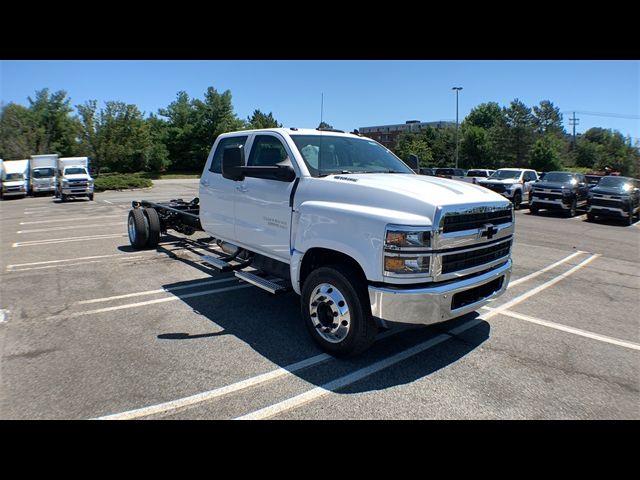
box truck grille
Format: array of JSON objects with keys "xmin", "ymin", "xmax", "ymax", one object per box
[
  {"xmin": 441, "ymin": 239, "xmax": 512, "ymax": 274},
  {"xmin": 479, "ymin": 183, "xmax": 507, "ymax": 193},
  {"xmin": 442, "ymin": 209, "xmax": 512, "ymax": 233},
  {"xmin": 532, "ymin": 189, "xmax": 563, "ymax": 199},
  {"xmin": 590, "ymin": 198, "xmax": 624, "ymax": 208}
]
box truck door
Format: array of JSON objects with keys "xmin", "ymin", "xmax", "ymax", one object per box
[
  {"xmin": 199, "ymin": 134, "xmax": 249, "ymax": 242},
  {"xmin": 234, "ymin": 134, "xmax": 297, "ymax": 262}
]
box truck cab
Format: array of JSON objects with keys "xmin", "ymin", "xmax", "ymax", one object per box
[
  {"xmin": 30, "ymin": 154, "xmax": 59, "ymax": 195},
  {"xmin": 0, "ymin": 159, "xmax": 29, "ymax": 199},
  {"xmin": 56, "ymin": 157, "xmax": 94, "ymax": 201},
  {"xmin": 194, "ymin": 128, "xmax": 513, "ymax": 355}
]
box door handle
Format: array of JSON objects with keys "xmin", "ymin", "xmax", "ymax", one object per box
[{"xmin": 236, "ymin": 185, "xmax": 248, "ymax": 193}]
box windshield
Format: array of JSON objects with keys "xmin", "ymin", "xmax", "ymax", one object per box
[
  {"xmin": 489, "ymin": 170, "xmax": 521, "ymax": 180},
  {"xmin": 33, "ymin": 168, "xmax": 55, "ymax": 178},
  {"xmin": 290, "ymin": 135, "xmax": 413, "ymax": 177},
  {"xmin": 541, "ymin": 172, "xmax": 575, "ymax": 183},
  {"xmin": 4, "ymin": 173, "xmax": 24, "ymax": 181},
  {"xmin": 596, "ymin": 176, "xmax": 633, "ymax": 190},
  {"xmin": 65, "ymin": 167, "xmax": 87, "ymax": 175}
]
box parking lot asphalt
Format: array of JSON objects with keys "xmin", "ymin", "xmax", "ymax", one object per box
[{"xmin": 1, "ymin": 179, "xmax": 638, "ymax": 419}]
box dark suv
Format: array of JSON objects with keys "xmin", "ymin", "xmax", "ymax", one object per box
[
  {"xmin": 587, "ymin": 176, "xmax": 640, "ymax": 225},
  {"xmin": 529, "ymin": 171, "xmax": 589, "ymax": 217},
  {"xmin": 434, "ymin": 168, "xmax": 465, "ymax": 180}
]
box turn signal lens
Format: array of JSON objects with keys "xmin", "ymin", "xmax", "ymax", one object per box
[{"xmin": 384, "ymin": 255, "xmax": 430, "ymax": 275}]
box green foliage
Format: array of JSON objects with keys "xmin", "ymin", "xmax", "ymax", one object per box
[
  {"xmin": 0, "ymin": 103, "xmax": 46, "ymax": 159},
  {"xmin": 529, "ymin": 136, "xmax": 563, "ymax": 172},
  {"xmin": 27, "ymin": 89, "xmax": 80, "ymax": 155},
  {"xmin": 533, "ymin": 100, "xmax": 564, "ymax": 136},
  {"xmin": 460, "ymin": 124, "xmax": 494, "ymax": 168},
  {"xmin": 318, "ymin": 121, "xmax": 333, "ymax": 129},
  {"xmin": 395, "ymin": 133, "xmax": 433, "ymax": 166},
  {"xmin": 501, "ymin": 99, "xmax": 536, "ymax": 167},
  {"xmin": 247, "ymin": 110, "xmax": 281, "ymax": 129},
  {"xmin": 94, "ymin": 173, "xmax": 153, "ymax": 191},
  {"xmin": 464, "ymin": 102, "xmax": 502, "ymax": 130}
]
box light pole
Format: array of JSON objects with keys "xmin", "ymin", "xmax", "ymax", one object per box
[{"xmin": 452, "ymin": 87, "xmax": 463, "ymax": 168}]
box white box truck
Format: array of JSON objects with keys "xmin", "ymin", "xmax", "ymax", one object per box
[
  {"xmin": 1, "ymin": 159, "xmax": 30, "ymax": 199},
  {"xmin": 56, "ymin": 157, "xmax": 94, "ymax": 201},
  {"xmin": 30, "ymin": 154, "xmax": 59, "ymax": 195}
]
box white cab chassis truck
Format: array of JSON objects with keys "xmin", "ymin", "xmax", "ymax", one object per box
[
  {"xmin": 127, "ymin": 128, "xmax": 514, "ymax": 356},
  {"xmin": 30, "ymin": 154, "xmax": 59, "ymax": 195},
  {"xmin": 1, "ymin": 159, "xmax": 30, "ymax": 199},
  {"xmin": 56, "ymin": 157, "xmax": 94, "ymax": 201}
]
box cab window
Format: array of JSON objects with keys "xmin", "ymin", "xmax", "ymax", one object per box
[{"xmin": 210, "ymin": 136, "xmax": 248, "ymax": 173}]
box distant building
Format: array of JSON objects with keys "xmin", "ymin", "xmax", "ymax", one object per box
[{"xmin": 359, "ymin": 120, "xmax": 454, "ymax": 149}]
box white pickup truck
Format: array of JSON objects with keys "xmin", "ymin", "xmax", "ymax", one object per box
[
  {"xmin": 127, "ymin": 128, "xmax": 514, "ymax": 356},
  {"xmin": 56, "ymin": 157, "xmax": 94, "ymax": 201}
]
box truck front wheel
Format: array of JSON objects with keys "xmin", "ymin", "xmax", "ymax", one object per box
[{"xmin": 301, "ymin": 264, "xmax": 376, "ymax": 357}]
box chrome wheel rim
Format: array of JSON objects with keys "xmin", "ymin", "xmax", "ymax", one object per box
[
  {"xmin": 309, "ymin": 283, "xmax": 350, "ymax": 343},
  {"xmin": 128, "ymin": 215, "xmax": 136, "ymax": 242}
]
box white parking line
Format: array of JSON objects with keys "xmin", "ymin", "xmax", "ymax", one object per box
[
  {"xmin": 93, "ymin": 328, "xmax": 402, "ymax": 420},
  {"xmin": 8, "ymin": 256, "xmax": 146, "ymax": 272},
  {"xmin": 508, "ymin": 251, "xmax": 585, "ymax": 287},
  {"xmin": 0, "ymin": 310, "xmax": 8, "ymax": 324},
  {"xmin": 235, "ymin": 318, "xmax": 484, "ymax": 420},
  {"xmin": 20, "ymin": 215, "xmax": 122, "ymax": 225},
  {"xmin": 13, "ymin": 233, "xmax": 127, "ymax": 247},
  {"xmin": 7, "ymin": 252, "xmax": 150, "ymax": 269},
  {"xmin": 235, "ymin": 255, "xmax": 601, "ymax": 420},
  {"xmin": 45, "ymin": 283, "xmax": 253, "ymax": 320},
  {"xmin": 76, "ymin": 277, "xmax": 238, "ymax": 305},
  {"xmin": 482, "ymin": 307, "xmax": 640, "ymax": 351},
  {"xmin": 17, "ymin": 222, "xmax": 123, "ymax": 234}
]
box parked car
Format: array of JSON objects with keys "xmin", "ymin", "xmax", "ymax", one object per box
[
  {"xmin": 462, "ymin": 169, "xmax": 495, "ymax": 184},
  {"xmin": 587, "ymin": 176, "xmax": 640, "ymax": 225},
  {"xmin": 434, "ymin": 168, "xmax": 465, "ymax": 181},
  {"xmin": 477, "ymin": 168, "xmax": 539, "ymax": 209},
  {"xmin": 419, "ymin": 167, "xmax": 436, "ymax": 176},
  {"xmin": 529, "ymin": 171, "xmax": 589, "ymax": 217}
]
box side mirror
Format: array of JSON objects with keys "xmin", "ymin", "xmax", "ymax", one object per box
[
  {"xmin": 222, "ymin": 146, "xmax": 245, "ymax": 181},
  {"xmin": 406, "ymin": 154, "xmax": 419, "ymax": 172}
]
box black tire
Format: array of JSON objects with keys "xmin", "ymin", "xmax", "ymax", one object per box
[
  {"xmin": 301, "ymin": 264, "xmax": 376, "ymax": 357},
  {"xmin": 88, "ymin": 193, "xmax": 94, "ymax": 201},
  {"xmin": 128, "ymin": 208, "xmax": 149, "ymax": 249},
  {"xmin": 529, "ymin": 205, "xmax": 538, "ymax": 215},
  {"xmin": 567, "ymin": 198, "xmax": 577, "ymax": 218},
  {"xmin": 627, "ymin": 211, "xmax": 634, "ymax": 226},
  {"xmin": 60, "ymin": 194, "xmax": 67, "ymax": 202},
  {"xmin": 586, "ymin": 212, "xmax": 595, "ymax": 222},
  {"xmin": 512, "ymin": 191, "xmax": 522, "ymax": 210},
  {"xmin": 144, "ymin": 207, "xmax": 161, "ymax": 248}
]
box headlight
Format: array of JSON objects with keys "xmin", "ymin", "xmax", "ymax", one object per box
[
  {"xmin": 384, "ymin": 255, "xmax": 430, "ymax": 275},
  {"xmin": 384, "ymin": 226, "xmax": 432, "ymax": 276},
  {"xmin": 385, "ymin": 229, "xmax": 431, "ymax": 249}
]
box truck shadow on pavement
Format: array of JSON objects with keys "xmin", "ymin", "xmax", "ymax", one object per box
[{"xmin": 156, "ymin": 270, "xmax": 491, "ymax": 395}]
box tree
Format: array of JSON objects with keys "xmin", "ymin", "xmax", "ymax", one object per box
[
  {"xmin": 529, "ymin": 136, "xmax": 563, "ymax": 172},
  {"xmin": 501, "ymin": 99, "xmax": 536, "ymax": 167},
  {"xmin": 460, "ymin": 125, "xmax": 493, "ymax": 168},
  {"xmin": 533, "ymin": 100, "xmax": 564, "ymax": 136},
  {"xmin": 0, "ymin": 103, "xmax": 46, "ymax": 159},
  {"xmin": 394, "ymin": 133, "xmax": 433, "ymax": 166},
  {"xmin": 464, "ymin": 102, "xmax": 502, "ymax": 130},
  {"xmin": 158, "ymin": 91, "xmax": 200, "ymax": 171},
  {"xmin": 318, "ymin": 121, "xmax": 333, "ymax": 129},
  {"xmin": 146, "ymin": 114, "xmax": 171, "ymax": 171},
  {"xmin": 247, "ymin": 110, "xmax": 281, "ymax": 129},
  {"xmin": 28, "ymin": 88, "xmax": 80, "ymax": 155}
]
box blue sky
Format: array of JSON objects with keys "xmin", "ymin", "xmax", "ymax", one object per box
[{"xmin": 1, "ymin": 60, "xmax": 638, "ymax": 141}]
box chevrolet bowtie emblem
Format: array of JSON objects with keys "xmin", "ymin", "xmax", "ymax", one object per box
[{"xmin": 480, "ymin": 223, "xmax": 498, "ymax": 240}]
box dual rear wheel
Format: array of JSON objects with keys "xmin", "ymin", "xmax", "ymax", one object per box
[{"xmin": 128, "ymin": 208, "xmax": 161, "ymax": 249}]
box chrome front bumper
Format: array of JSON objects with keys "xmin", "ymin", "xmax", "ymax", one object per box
[
  {"xmin": 62, "ymin": 187, "xmax": 93, "ymax": 195},
  {"xmin": 369, "ymin": 260, "xmax": 511, "ymax": 327}
]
